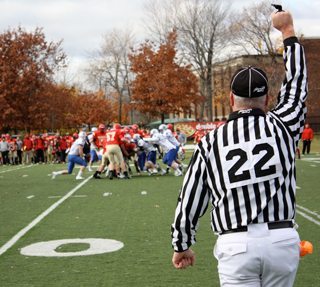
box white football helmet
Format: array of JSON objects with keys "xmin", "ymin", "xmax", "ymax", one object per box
[
  {"xmin": 150, "ymin": 129, "xmax": 159, "ymax": 137},
  {"xmin": 124, "ymin": 134, "xmax": 132, "ymax": 140},
  {"xmin": 133, "ymin": 133, "xmax": 141, "ymax": 140},
  {"xmin": 79, "ymin": 131, "xmax": 87, "ymax": 139},
  {"xmin": 91, "ymin": 127, "xmax": 98, "ymax": 132},
  {"xmin": 158, "ymin": 124, "xmax": 167, "ymax": 132}
]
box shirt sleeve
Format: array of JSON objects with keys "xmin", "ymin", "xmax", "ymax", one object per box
[
  {"xmin": 171, "ymin": 143, "xmax": 211, "ymax": 252},
  {"xmin": 270, "ymin": 37, "xmax": 308, "ymax": 146}
]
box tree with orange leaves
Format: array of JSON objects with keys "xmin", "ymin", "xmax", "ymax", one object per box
[
  {"xmin": 73, "ymin": 90, "xmax": 117, "ymax": 130},
  {"xmin": 0, "ymin": 26, "xmax": 67, "ymax": 132},
  {"xmin": 129, "ymin": 31, "xmax": 201, "ymax": 123}
]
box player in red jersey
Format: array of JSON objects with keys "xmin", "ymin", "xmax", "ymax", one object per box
[
  {"xmin": 45, "ymin": 133, "xmax": 54, "ymax": 163},
  {"xmin": 35, "ymin": 135, "xmax": 45, "ymax": 163},
  {"xmin": 91, "ymin": 124, "xmax": 107, "ymax": 149},
  {"xmin": 193, "ymin": 128, "xmax": 206, "ymax": 145},
  {"xmin": 121, "ymin": 127, "xmax": 140, "ymax": 175},
  {"xmin": 89, "ymin": 124, "xmax": 107, "ymax": 171},
  {"xmin": 93, "ymin": 124, "xmax": 130, "ymax": 179},
  {"xmin": 131, "ymin": 124, "xmax": 144, "ymax": 137},
  {"xmin": 65, "ymin": 132, "xmax": 74, "ymax": 149},
  {"xmin": 7, "ymin": 134, "xmax": 17, "ymax": 165}
]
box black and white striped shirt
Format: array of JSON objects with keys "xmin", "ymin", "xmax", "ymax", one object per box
[{"xmin": 172, "ymin": 37, "xmax": 308, "ymax": 252}]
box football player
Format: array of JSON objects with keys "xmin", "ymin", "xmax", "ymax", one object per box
[{"xmin": 52, "ymin": 131, "xmax": 88, "ymax": 180}]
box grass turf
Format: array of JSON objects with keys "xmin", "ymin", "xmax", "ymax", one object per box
[{"xmin": 0, "ymin": 149, "xmax": 319, "ymax": 286}]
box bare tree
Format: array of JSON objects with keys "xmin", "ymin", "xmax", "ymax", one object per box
[
  {"xmin": 229, "ymin": 0, "xmax": 281, "ymax": 58},
  {"xmin": 229, "ymin": 0, "xmax": 287, "ymax": 106},
  {"xmin": 83, "ymin": 26, "xmax": 135, "ymax": 124},
  {"xmin": 142, "ymin": 0, "xmax": 231, "ymax": 121}
]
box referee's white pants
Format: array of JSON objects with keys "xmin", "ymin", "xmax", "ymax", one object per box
[{"xmin": 214, "ymin": 223, "xmax": 300, "ymax": 287}]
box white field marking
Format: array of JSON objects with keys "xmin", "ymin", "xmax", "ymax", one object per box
[
  {"xmin": 0, "ymin": 165, "xmax": 33, "ymax": 174},
  {"xmin": 296, "ymin": 210, "xmax": 320, "ymax": 227},
  {"xmin": 296, "ymin": 205, "xmax": 320, "ymax": 219},
  {"xmin": 48, "ymin": 195, "xmax": 87, "ymax": 198},
  {"xmin": 20, "ymin": 238, "xmax": 124, "ymax": 257},
  {"xmin": 27, "ymin": 195, "xmax": 34, "ymax": 199},
  {"xmin": 103, "ymin": 192, "xmax": 112, "ymax": 196},
  {"xmin": 141, "ymin": 191, "xmax": 147, "ymax": 195},
  {"xmin": 300, "ymin": 158, "xmax": 320, "ymax": 162},
  {"xmin": 296, "ymin": 186, "xmax": 301, "ymax": 189},
  {"xmin": 0, "ymin": 175, "xmax": 93, "ymax": 257},
  {"xmin": 22, "ymin": 175, "xmax": 28, "ymax": 177}
]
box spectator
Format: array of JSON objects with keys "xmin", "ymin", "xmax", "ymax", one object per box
[
  {"xmin": 58, "ymin": 135, "xmax": 68, "ymax": 163},
  {"xmin": 22, "ymin": 134, "xmax": 33, "ymax": 165},
  {"xmin": 35, "ymin": 135, "xmax": 45, "ymax": 163},
  {"xmin": 0, "ymin": 134, "xmax": 10, "ymax": 165},
  {"xmin": 301, "ymin": 123, "xmax": 313, "ymax": 154},
  {"xmin": 16, "ymin": 136, "xmax": 23, "ymax": 164},
  {"xmin": 7, "ymin": 134, "xmax": 17, "ymax": 165}
]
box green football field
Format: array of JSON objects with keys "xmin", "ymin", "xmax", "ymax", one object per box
[{"xmin": 0, "ymin": 150, "xmax": 319, "ymax": 287}]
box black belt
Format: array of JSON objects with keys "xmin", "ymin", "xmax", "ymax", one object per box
[{"xmin": 220, "ymin": 221, "xmax": 293, "ymax": 235}]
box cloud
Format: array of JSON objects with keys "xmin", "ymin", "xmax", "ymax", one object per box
[{"xmin": 0, "ymin": 0, "xmax": 319, "ymax": 81}]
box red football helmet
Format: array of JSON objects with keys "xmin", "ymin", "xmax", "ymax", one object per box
[
  {"xmin": 113, "ymin": 123, "xmax": 121, "ymax": 130},
  {"xmin": 132, "ymin": 124, "xmax": 139, "ymax": 131},
  {"xmin": 73, "ymin": 133, "xmax": 78, "ymax": 139},
  {"xmin": 99, "ymin": 124, "xmax": 105, "ymax": 131},
  {"xmin": 123, "ymin": 127, "xmax": 130, "ymax": 133},
  {"xmin": 167, "ymin": 124, "xmax": 173, "ymax": 131},
  {"xmin": 6, "ymin": 133, "xmax": 10, "ymax": 139}
]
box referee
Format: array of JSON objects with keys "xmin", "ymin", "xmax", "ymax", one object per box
[{"xmin": 171, "ymin": 10, "xmax": 307, "ymax": 287}]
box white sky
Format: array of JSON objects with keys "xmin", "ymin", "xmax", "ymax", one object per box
[{"xmin": 1, "ymin": 0, "xmax": 320, "ymax": 81}]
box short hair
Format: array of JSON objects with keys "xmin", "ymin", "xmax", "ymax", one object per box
[{"xmin": 233, "ymin": 93, "xmax": 267, "ymax": 109}]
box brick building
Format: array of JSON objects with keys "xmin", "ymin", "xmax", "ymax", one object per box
[{"xmin": 300, "ymin": 37, "xmax": 320, "ymax": 132}]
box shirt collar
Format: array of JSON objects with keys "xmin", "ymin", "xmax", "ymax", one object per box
[{"xmin": 227, "ymin": 108, "xmax": 265, "ymax": 122}]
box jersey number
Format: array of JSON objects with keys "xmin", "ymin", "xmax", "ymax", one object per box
[
  {"xmin": 226, "ymin": 143, "xmax": 276, "ymax": 183},
  {"xmin": 106, "ymin": 132, "xmax": 116, "ymax": 142}
]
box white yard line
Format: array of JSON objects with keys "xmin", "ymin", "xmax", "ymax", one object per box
[
  {"xmin": 296, "ymin": 205, "xmax": 320, "ymax": 219},
  {"xmin": 0, "ymin": 176, "xmax": 92, "ymax": 256},
  {"xmin": 296, "ymin": 209, "xmax": 320, "ymax": 227},
  {"xmin": 0, "ymin": 165, "xmax": 33, "ymax": 173}
]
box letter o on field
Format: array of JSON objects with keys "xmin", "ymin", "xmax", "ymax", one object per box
[{"xmin": 20, "ymin": 238, "xmax": 124, "ymax": 257}]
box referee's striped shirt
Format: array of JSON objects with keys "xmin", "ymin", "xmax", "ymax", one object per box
[{"xmin": 172, "ymin": 37, "xmax": 308, "ymax": 252}]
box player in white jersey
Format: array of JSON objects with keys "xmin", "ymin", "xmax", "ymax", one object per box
[
  {"xmin": 133, "ymin": 134, "xmax": 166, "ymax": 176},
  {"xmin": 159, "ymin": 124, "xmax": 188, "ymax": 173},
  {"xmin": 51, "ymin": 131, "xmax": 88, "ymax": 180},
  {"xmin": 145, "ymin": 129, "xmax": 182, "ymax": 176},
  {"xmin": 88, "ymin": 127, "xmax": 101, "ymax": 172}
]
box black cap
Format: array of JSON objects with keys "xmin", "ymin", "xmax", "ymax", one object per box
[{"xmin": 230, "ymin": 66, "xmax": 268, "ymax": 98}]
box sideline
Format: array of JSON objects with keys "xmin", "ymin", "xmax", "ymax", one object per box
[
  {"xmin": 296, "ymin": 204, "xmax": 320, "ymax": 219},
  {"xmin": 296, "ymin": 210, "xmax": 320, "ymax": 227},
  {"xmin": 0, "ymin": 165, "xmax": 34, "ymax": 173},
  {"xmin": 296, "ymin": 205, "xmax": 320, "ymax": 227},
  {"xmin": 0, "ymin": 175, "xmax": 93, "ymax": 256}
]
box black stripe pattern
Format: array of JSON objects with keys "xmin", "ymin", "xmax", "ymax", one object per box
[{"xmin": 172, "ymin": 38, "xmax": 308, "ymax": 252}]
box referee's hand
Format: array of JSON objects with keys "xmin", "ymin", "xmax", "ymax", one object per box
[
  {"xmin": 271, "ymin": 10, "xmax": 295, "ymax": 40},
  {"xmin": 172, "ymin": 248, "xmax": 195, "ymax": 269}
]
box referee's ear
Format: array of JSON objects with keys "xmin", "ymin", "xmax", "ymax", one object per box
[
  {"xmin": 230, "ymin": 92, "xmax": 235, "ymax": 107},
  {"xmin": 265, "ymin": 93, "xmax": 270, "ymax": 106}
]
